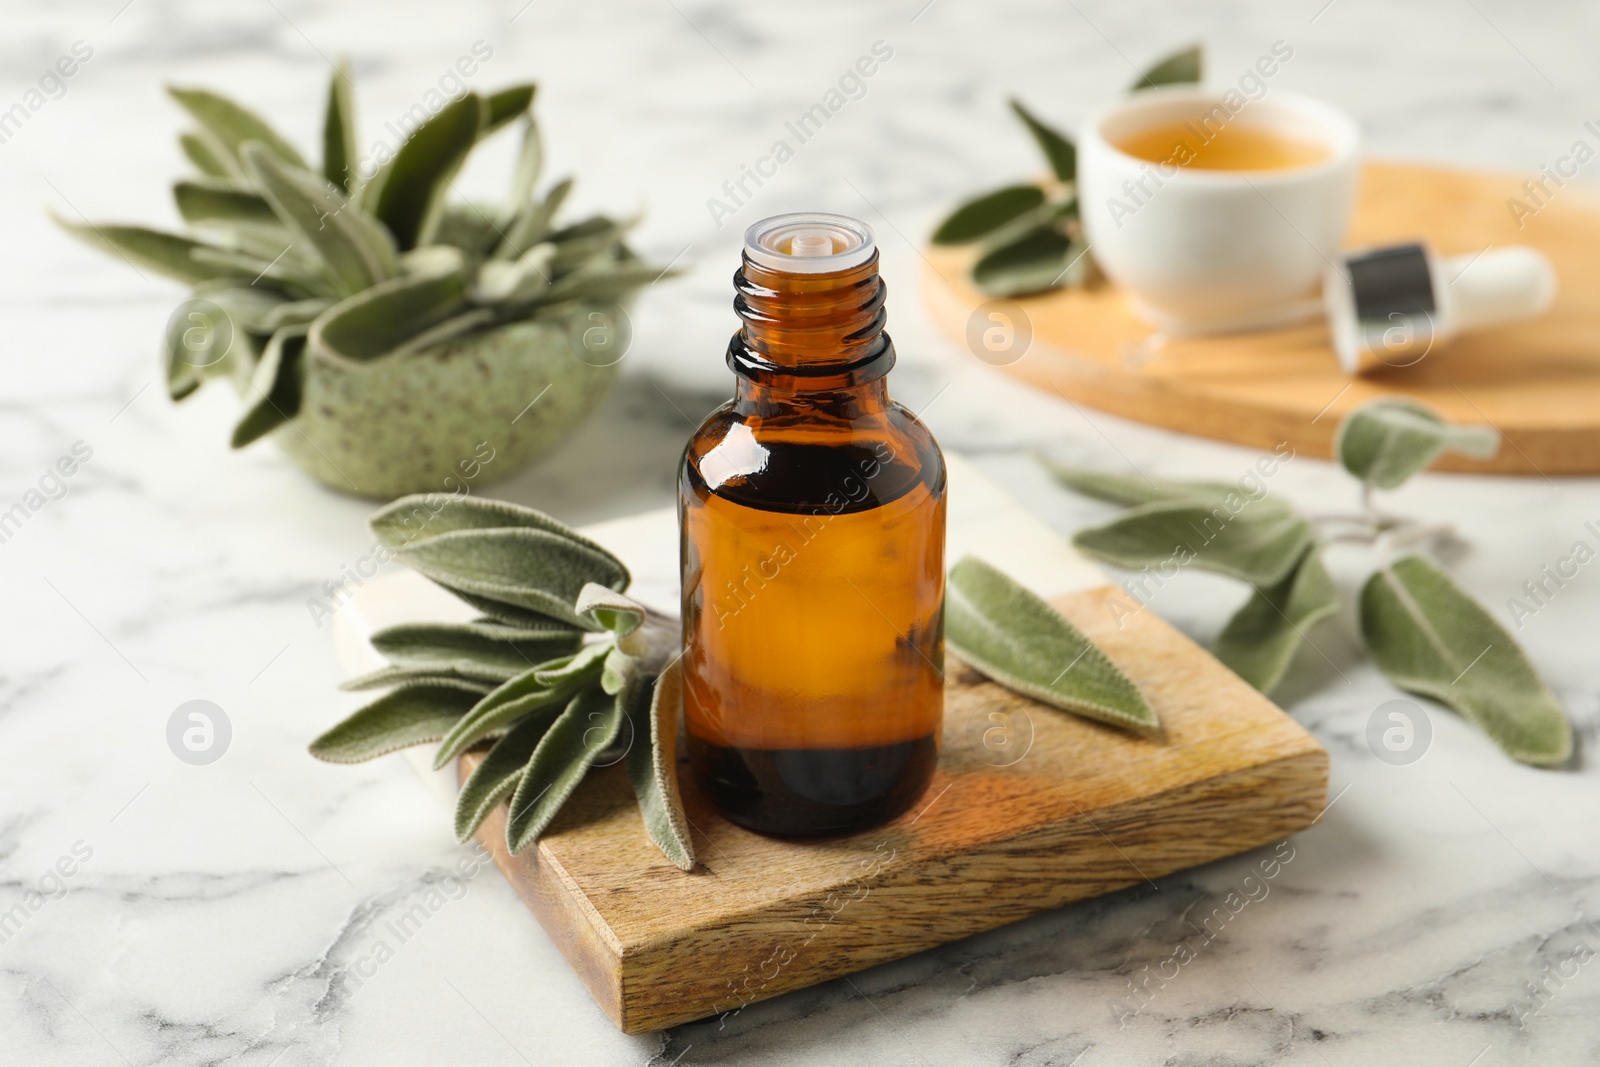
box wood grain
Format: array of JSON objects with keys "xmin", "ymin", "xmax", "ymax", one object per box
[
  {"xmin": 920, "ymin": 161, "xmax": 1600, "ymax": 475},
  {"xmin": 462, "ymin": 585, "xmax": 1329, "ymax": 1034}
]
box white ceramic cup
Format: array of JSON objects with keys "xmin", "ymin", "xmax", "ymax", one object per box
[{"xmin": 1079, "ymin": 86, "xmax": 1361, "ymax": 335}]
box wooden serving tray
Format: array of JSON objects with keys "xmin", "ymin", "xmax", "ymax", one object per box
[
  {"xmin": 921, "ymin": 161, "xmax": 1600, "ymax": 475},
  {"xmin": 338, "ymin": 457, "xmax": 1328, "ymax": 1033}
]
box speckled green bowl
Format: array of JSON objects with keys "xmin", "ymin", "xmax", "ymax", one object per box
[{"xmin": 267, "ymin": 315, "xmax": 619, "ymax": 499}]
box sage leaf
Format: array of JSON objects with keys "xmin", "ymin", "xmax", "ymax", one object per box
[
  {"xmin": 180, "ymin": 131, "xmax": 233, "ymax": 179},
  {"xmin": 445, "ymin": 591, "xmax": 587, "ymax": 631},
  {"xmin": 1073, "ymin": 500, "xmax": 1312, "ymax": 586},
  {"xmin": 260, "ymin": 297, "xmax": 334, "ymax": 332},
  {"xmin": 371, "ymin": 620, "xmax": 581, "ymax": 677},
  {"xmin": 972, "ymin": 225, "xmax": 1077, "ymax": 298},
  {"xmin": 242, "ymin": 142, "xmax": 399, "ymax": 298},
  {"xmin": 1008, "ymin": 98, "xmax": 1076, "ymax": 182},
  {"xmin": 1212, "ymin": 545, "xmax": 1340, "ymax": 694},
  {"xmin": 454, "ymin": 708, "xmax": 563, "ymax": 841},
  {"xmin": 174, "ymin": 180, "xmax": 279, "ymax": 228},
  {"xmin": 500, "ymin": 118, "xmax": 543, "ymax": 227},
  {"xmin": 931, "ymin": 185, "xmax": 1047, "ymax": 246},
  {"xmin": 623, "ymin": 664, "xmax": 695, "ymax": 870},
  {"xmin": 310, "ymin": 248, "xmax": 466, "ymax": 362},
  {"xmin": 548, "ymin": 214, "xmax": 636, "ymax": 274},
  {"xmin": 947, "ymin": 556, "xmax": 1158, "ymax": 732},
  {"xmin": 52, "ymin": 215, "xmax": 231, "ymax": 287},
  {"xmin": 365, "ymin": 91, "xmax": 482, "ymax": 250},
  {"xmin": 231, "ymin": 325, "xmax": 307, "ymax": 448},
  {"xmin": 495, "ymin": 176, "xmax": 572, "ymax": 259},
  {"xmin": 1039, "ymin": 459, "xmax": 1246, "ymax": 508},
  {"xmin": 386, "ymin": 308, "xmax": 498, "ymax": 358},
  {"xmin": 369, "ymin": 495, "xmax": 627, "ymax": 579},
  {"xmin": 340, "ymin": 665, "xmax": 502, "ymax": 691},
  {"xmin": 574, "ymin": 583, "xmax": 645, "ymax": 641},
  {"xmin": 483, "ymin": 83, "xmax": 536, "ymax": 138},
  {"xmin": 322, "ymin": 60, "xmax": 357, "ymax": 193},
  {"xmin": 396, "ymin": 529, "xmax": 629, "ymax": 627},
  {"xmin": 434, "ymin": 657, "xmax": 598, "ymax": 767},
  {"xmin": 531, "ymin": 642, "xmax": 611, "ymax": 687},
  {"xmin": 167, "ymin": 86, "xmax": 309, "ymax": 170},
  {"xmin": 187, "ymin": 244, "xmax": 322, "ymax": 298},
  {"xmin": 506, "ymin": 686, "xmax": 624, "ymax": 853},
  {"xmin": 1133, "ymin": 45, "xmax": 1203, "ymax": 91},
  {"xmin": 309, "ymin": 680, "xmax": 482, "ymax": 763},
  {"xmin": 1334, "ymin": 398, "xmax": 1499, "ymax": 490},
  {"xmin": 1360, "ymin": 555, "xmax": 1572, "ymax": 767}
]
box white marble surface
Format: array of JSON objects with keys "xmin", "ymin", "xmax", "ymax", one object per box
[{"xmin": 3, "ymin": 0, "xmax": 1599, "ymax": 1064}]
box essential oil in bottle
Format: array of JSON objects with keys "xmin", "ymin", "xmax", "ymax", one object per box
[{"xmin": 679, "ymin": 212, "xmax": 946, "ymax": 837}]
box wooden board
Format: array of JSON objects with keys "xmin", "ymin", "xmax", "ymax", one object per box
[
  {"xmin": 462, "ymin": 585, "xmax": 1328, "ymax": 1034},
  {"xmin": 920, "ymin": 161, "xmax": 1600, "ymax": 475}
]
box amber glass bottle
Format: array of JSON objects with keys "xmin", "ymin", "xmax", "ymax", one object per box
[{"xmin": 679, "ymin": 212, "xmax": 946, "ymax": 837}]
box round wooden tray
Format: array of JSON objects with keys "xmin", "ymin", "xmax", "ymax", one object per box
[{"xmin": 920, "ymin": 161, "xmax": 1600, "ymax": 475}]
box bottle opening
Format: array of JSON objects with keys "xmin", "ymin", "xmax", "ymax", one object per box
[{"xmin": 744, "ymin": 212, "xmax": 876, "ymax": 274}]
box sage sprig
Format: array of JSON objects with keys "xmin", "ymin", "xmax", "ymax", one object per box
[
  {"xmin": 57, "ymin": 67, "xmax": 675, "ymax": 450},
  {"xmin": 931, "ymin": 45, "xmax": 1202, "ymax": 297},
  {"xmin": 1046, "ymin": 397, "xmax": 1574, "ymax": 768},
  {"xmin": 311, "ymin": 495, "xmax": 696, "ymax": 869}
]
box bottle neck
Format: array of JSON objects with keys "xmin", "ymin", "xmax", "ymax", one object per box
[{"xmin": 726, "ymin": 250, "xmax": 895, "ymax": 397}]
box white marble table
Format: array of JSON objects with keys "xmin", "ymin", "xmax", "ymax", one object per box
[{"xmin": 3, "ymin": 1, "xmax": 1598, "ymax": 1063}]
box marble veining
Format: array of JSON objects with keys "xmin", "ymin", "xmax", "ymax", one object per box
[{"xmin": 2, "ymin": 0, "xmax": 1598, "ymax": 1064}]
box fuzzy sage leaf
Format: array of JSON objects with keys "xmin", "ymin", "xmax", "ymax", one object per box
[
  {"xmin": 947, "ymin": 556, "xmax": 1158, "ymax": 732},
  {"xmin": 1039, "ymin": 459, "xmax": 1245, "ymax": 508},
  {"xmin": 231, "ymin": 325, "xmax": 308, "ymax": 448},
  {"xmin": 453, "ymin": 708, "xmax": 563, "ymax": 842},
  {"xmin": 167, "ymin": 86, "xmax": 309, "ymax": 171},
  {"xmin": 506, "ymin": 687, "xmax": 624, "ymax": 853},
  {"xmin": 364, "ymin": 91, "xmax": 482, "ymax": 250},
  {"xmin": 1334, "ymin": 398, "xmax": 1499, "ymax": 490},
  {"xmin": 624, "ymin": 663, "xmax": 695, "ymax": 870},
  {"xmin": 309, "ymin": 680, "xmax": 483, "ymax": 763},
  {"xmin": 1073, "ymin": 500, "xmax": 1310, "ymax": 586},
  {"xmin": 1212, "ymin": 546, "xmax": 1340, "ymax": 694},
  {"xmin": 1360, "ymin": 555, "xmax": 1572, "ymax": 767}
]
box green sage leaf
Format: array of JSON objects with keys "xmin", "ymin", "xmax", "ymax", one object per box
[
  {"xmin": 167, "ymin": 86, "xmax": 309, "ymax": 170},
  {"xmin": 433, "ymin": 645, "xmax": 606, "ymax": 768},
  {"xmin": 946, "ymin": 556, "xmax": 1158, "ymax": 732},
  {"xmin": 1334, "ymin": 398, "xmax": 1499, "ymax": 490},
  {"xmin": 1009, "ymin": 98, "xmax": 1076, "ymax": 182},
  {"xmin": 483, "ymin": 83, "xmax": 536, "ymax": 138},
  {"xmin": 180, "ymin": 131, "xmax": 233, "ymax": 179},
  {"xmin": 53, "ymin": 215, "xmax": 233, "ymax": 287},
  {"xmin": 623, "ymin": 664, "xmax": 695, "ymax": 870},
  {"xmin": 242, "ymin": 142, "xmax": 399, "ymax": 298},
  {"xmin": 531, "ymin": 641, "xmax": 611, "ymax": 687},
  {"xmin": 931, "ymin": 185, "xmax": 1047, "ymax": 246},
  {"xmin": 371, "ymin": 620, "xmax": 581, "ymax": 677},
  {"xmin": 395, "ymin": 529, "xmax": 630, "ymax": 627},
  {"xmin": 310, "ymin": 247, "xmax": 466, "ymax": 362},
  {"xmin": 506, "ymin": 686, "xmax": 624, "ymax": 853},
  {"xmin": 339, "ymin": 665, "xmax": 502, "ymax": 691},
  {"xmin": 574, "ymin": 583, "xmax": 645, "ymax": 641},
  {"xmin": 453, "ymin": 708, "xmax": 564, "ymax": 841},
  {"xmin": 322, "ymin": 60, "xmax": 357, "ymax": 193},
  {"xmin": 1212, "ymin": 545, "xmax": 1340, "ymax": 694},
  {"xmin": 495, "ymin": 176, "xmax": 572, "ymax": 260},
  {"xmin": 309, "ymin": 679, "xmax": 482, "ymax": 763},
  {"xmin": 365, "ymin": 91, "xmax": 482, "ymax": 250},
  {"xmin": 1039, "ymin": 459, "xmax": 1246, "ymax": 508},
  {"xmin": 500, "ymin": 118, "xmax": 543, "ymax": 228},
  {"xmin": 174, "ymin": 180, "xmax": 279, "ymax": 228},
  {"xmin": 369, "ymin": 495, "xmax": 626, "ymax": 576},
  {"xmin": 231, "ymin": 325, "xmax": 307, "ymax": 448},
  {"xmin": 1132, "ymin": 45, "xmax": 1203, "ymax": 91},
  {"xmin": 972, "ymin": 225, "xmax": 1077, "ymax": 297},
  {"xmin": 1073, "ymin": 500, "xmax": 1311, "ymax": 586},
  {"xmin": 1360, "ymin": 555, "xmax": 1572, "ymax": 767}
]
